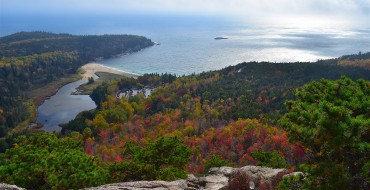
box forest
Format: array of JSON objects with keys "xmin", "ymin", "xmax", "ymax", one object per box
[
  {"xmin": 60, "ymin": 53, "xmax": 369, "ymax": 190},
  {"xmin": 0, "ymin": 32, "xmax": 154, "ymax": 141},
  {"xmin": 0, "ymin": 31, "xmax": 369, "ymax": 189}
]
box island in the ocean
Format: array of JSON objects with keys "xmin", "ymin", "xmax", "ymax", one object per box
[{"xmin": 214, "ymin": 36, "xmax": 228, "ymax": 40}]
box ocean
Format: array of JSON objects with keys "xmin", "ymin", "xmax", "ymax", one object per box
[{"xmin": 1, "ymin": 13, "xmax": 369, "ymax": 75}]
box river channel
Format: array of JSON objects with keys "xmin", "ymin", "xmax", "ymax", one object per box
[{"xmin": 37, "ymin": 79, "xmax": 96, "ymax": 132}]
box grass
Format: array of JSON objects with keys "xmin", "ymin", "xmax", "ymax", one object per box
[
  {"xmin": 77, "ymin": 72, "xmax": 126, "ymax": 94},
  {"xmin": 27, "ymin": 73, "xmax": 81, "ymax": 106},
  {"xmin": 27, "ymin": 71, "xmax": 125, "ymax": 110}
]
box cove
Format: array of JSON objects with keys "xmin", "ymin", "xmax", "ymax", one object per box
[{"xmin": 37, "ymin": 79, "xmax": 96, "ymax": 132}]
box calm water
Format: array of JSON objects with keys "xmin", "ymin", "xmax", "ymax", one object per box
[
  {"xmin": 1, "ymin": 13, "xmax": 369, "ymax": 75},
  {"xmin": 36, "ymin": 80, "xmax": 96, "ymax": 132},
  {"xmin": 1, "ymin": 13, "xmax": 369, "ymax": 130},
  {"xmin": 98, "ymin": 26, "xmax": 370, "ymax": 75}
]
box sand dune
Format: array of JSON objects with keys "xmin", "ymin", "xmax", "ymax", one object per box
[{"xmin": 81, "ymin": 63, "xmax": 139, "ymax": 79}]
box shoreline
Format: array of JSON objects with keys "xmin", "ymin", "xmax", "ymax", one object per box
[
  {"xmin": 81, "ymin": 63, "xmax": 140, "ymax": 80},
  {"xmin": 24, "ymin": 73, "xmax": 81, "ymax": 133},
  {"xmin": 28, "ymin": 74, "xmax": 81, "ymax": 107},
  {"xmin": 29, "ymin": 63, "xmax": 140, "ymax": 129},
  {"xmin": 31, "ymin": 63, "xmax": 139, "ymax": 107}
]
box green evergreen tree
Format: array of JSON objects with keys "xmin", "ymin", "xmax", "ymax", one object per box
[
  {"xmin": 280, "ymin": 76, "xmax": 369, "ymax": 189},
  {"xmin": 0, "ymin": 133, "xmax": 109, "ymax": 190}
]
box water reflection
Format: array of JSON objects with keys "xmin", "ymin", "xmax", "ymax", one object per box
[{"xmin": 37, "ymin": 80, "xmax": 96, "ymax": 132}]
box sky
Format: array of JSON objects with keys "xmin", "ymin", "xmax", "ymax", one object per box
[{"xmin": 1, "ymin": 0, "xmax": 369, "ymax": 28}]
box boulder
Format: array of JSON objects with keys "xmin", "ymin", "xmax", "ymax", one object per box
[
  {"xmin": 0, "ymin": 183, "xmax": 26, "ymax": 190},
  {"xmin": 84, "ymin": 180, "xmax": 187, "ymax": 190},
  {"xmin": 227, "ymin": 166, "xmax": 288, "ymax": 190},
  {"xmin": 84, "ymin": 166, "xmax": 290, "ymax": 190},
  {"xmin": 208, "ymin": 167, "xmax": 235, "ymax": 177},
  {"xmin": 283, "ymin": 172, "xmax": 304, "ymax": 178},
  {"xmin": 186, "ymin": 174, "xmax": 200, "ymax": 189},
  {"xmin": 199, "ymin": 167, "xmax": 235, "ymax": 190}
]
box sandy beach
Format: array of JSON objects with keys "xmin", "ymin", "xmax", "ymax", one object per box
[{"xmin": 81, "ymin": 63, "xmax": 140, "ymax": 79}]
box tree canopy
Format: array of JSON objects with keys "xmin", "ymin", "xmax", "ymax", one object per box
[
  {"xmin": 109, "ymin": 136, "xmax": 192, "ymax": 181},
  {"xmin": 0, "ymin": 133, "xmax": 109, "ymax": 190},
  {"xmin": 280, "ymin": 76, "xmax": 370, "ymax": 189}
]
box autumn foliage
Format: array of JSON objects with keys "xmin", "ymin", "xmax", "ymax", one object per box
[{"xmin": 79, "ymin": 72, "xmax": 307, "ymax": 174}]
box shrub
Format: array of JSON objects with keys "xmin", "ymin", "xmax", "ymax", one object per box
[
  {"xmin": 251, "ymin": 151, "xmax": 289, "ymax": 169},
  {"xmin": 109, "ymin": 136, "xmax": 191, "ymax": 181},
  {"xmin": 204, "ymin": 154, "xmax": 233, "ymax": 172},
  {"xmin": 0, "ymin": 133, "xmax": 109, "ymax": 190}
]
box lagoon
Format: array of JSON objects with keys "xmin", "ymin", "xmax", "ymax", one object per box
[{"xmin": 37, "ymin": 80, "xmax": 96, "ymax": 132}]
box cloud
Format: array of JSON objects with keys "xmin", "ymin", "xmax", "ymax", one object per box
[{"xmin": 1, "ymin": 0, "xmax": 369, "ymax": 27}]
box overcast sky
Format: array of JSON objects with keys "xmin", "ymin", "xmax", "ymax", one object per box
[{"xmin": 1, "ymin": 0, "xmax": 369, "ymax": 27}]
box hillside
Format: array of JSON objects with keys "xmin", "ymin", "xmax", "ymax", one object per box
[
  {"xmin": 0, "ymin": 43, "xmax": 369, "ymax": 189},
  {"xmin": 57, "ymin": 53, "xmax": 369, "ymax": 189},
  {"xmin": 0, "ymin": 32, "xmax": 154, "ymax": 60},
  {"xmin": 0, "ymin": 32, "xmax": 154, "ymax": 142}
]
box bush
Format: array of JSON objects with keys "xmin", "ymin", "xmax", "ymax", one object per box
[
  {"xmin": 87, "ymin": 76, "xmax": 94, "ymax": 84},
  {"xmin": 0, "ymin": 133, "xmax": 109, "ymax": 190},
  {"xmin": 109, "ymin": 136, "xmax": 191, "ymax": 182},
  {"xmin": 204, "ymin": 154, "xmax": 233, "ymax": 172},
  {"xmin": 277, "ymin": 174, "xmax": 306, "ymax": 190},
  {"xmin": 251, "ymin": 151, "xmax": 289, "ymax": 169}
]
